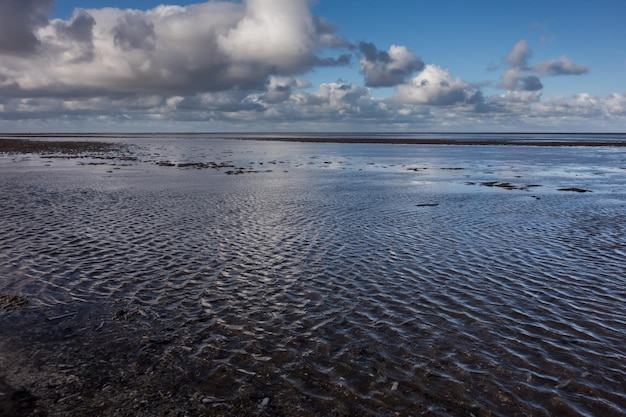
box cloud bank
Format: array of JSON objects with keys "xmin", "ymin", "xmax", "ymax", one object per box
[
  {"xmin": 0, "ymin": 0, "xmax": 347, "ymax": 96},
  {"xmin": 0, "ymin": 0, "xmax": 622, "ymax": 131}
]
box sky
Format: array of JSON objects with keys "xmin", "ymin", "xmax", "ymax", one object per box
[{"xmin": 1, "ymin": 0, "xmax": 625, "ymax": 132}]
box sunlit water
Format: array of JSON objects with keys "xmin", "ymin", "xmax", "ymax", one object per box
[{"xmin": 1, "ymin": 134, "xmax": 626, "ymax": 416}]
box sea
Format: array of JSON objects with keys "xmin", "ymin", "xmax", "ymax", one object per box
[{"xmin": 1, "ymin": 132, "xmax": 625, "ymax": 416}]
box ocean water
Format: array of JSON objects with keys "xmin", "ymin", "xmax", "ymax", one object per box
[{"xmin": 1, "ymin": 133, "xmax": 626, "ymax": 416}]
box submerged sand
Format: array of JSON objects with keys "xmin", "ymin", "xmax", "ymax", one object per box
[{"xmin": 1, "ymin": 136, "xmax": 625, "ymax": 416}]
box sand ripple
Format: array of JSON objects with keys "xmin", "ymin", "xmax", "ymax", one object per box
[{"xmin": 1, "ymin": 142, "xmax": 626, "ymax": 416}]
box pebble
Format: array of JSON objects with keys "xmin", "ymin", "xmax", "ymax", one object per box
[{"xmin": 202, "ymin": 396, "xmax": 228, "ymax": 405}]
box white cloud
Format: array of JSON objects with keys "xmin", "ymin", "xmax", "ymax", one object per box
[
  {"xmin": 490, "ymin": 90, "xmax": 543, "ymax": 105},
  {"xmin": 499, "ymin": 40, "xmax": 543, "ymax": 92},
  {"xmin": 605, "ymin": 93, "xmax": 626, "ymax": 115},
  {"xmin": 536, "ymin": 93, "xmax": 626, "ymax": 117},
  {"xmin": 217, "ymin": 0, "xmax": 316, "ymax": 71},
  {"xmin": 0, "ymin": 0, "xmax": 348, "ymax": 97},
  {"xmin": 358, "ymin": 42, "xmax": 424, "ymax": 87},
  {"xmin": 393, "ymin": 65, "xmax": 472, "ymax": 106},
  {"xmin": 499, "ymin": 40, "xmax": 589, "ymax": 93},
  {"xmin": 299, "ymin": 82, "xmax": 374, "ymax": 111},
  {"xmin": 250, "ymin": 81, "xmax": 395, "ymax": 123},
  {"xmin": 0, "ymin": 3, "xmax": 621, "ymax": 132},
  {"xmin": 260, "ymin": 76, "xmax": 310, "ymax": 104}
]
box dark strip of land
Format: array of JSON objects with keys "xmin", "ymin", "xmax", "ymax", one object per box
[
  {"xmin": 0, "ymin": 139, "xmax": 127, "ymax": 154},
  {"xmin": 237, "ymin": 137, "xmax": 626, "ymax": 146},
  {"xmin": 2, "ymin": 137, "xmax": 626, "ymax": 152}
]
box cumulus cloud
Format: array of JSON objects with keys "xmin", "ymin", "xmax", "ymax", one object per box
[
  {"xmin": 535, "ymin": 93, "xmax": 599, "ymax": 117},
  {"xmin": 306, "ymin": 82, "xmax": 372, "ymax": 108},
  {"xmin": 0, "ymin": 0, "xmax": 350, "ymax": 97},
  {"xmin": 605, "ymin": 93, "xmax": 626, "ymax": 115},
  {"xmin": 46, "ymin": 10, "xmax": 96, "ymax": 63},
  {"xmin": 359, "ymin": 42, "xmax": 424, "ymax": 87},
  {"xmin": 174, "ymin": 81, "xmax": 391, "ymax": 124},
  {"xmin": 393, "ymin": 65, "xmax": 472, "ymax": 106},
  {"xmin": 0, "ymin": 3, "xmax": 618, "ymax": 131},
  {"xmin": 500, "ymin": 69, "xmax": 543, "ymax": 92},
  {"xmin": 499, "ymin": 40, "xmax": 589, "ymax": 93},
  {"xmin": 56, "ymin": 10, "xmax": 95, "ymax": 44},
  {"xmin": 113, "ymin": 12, "xmax": 156, "ymax": 52},
  {"xmin": 218, "ymin": 0, "xmax": 316, "ymax": 70},
  {"xmin": 535, "ymin": 56, "xmax": 589, "ymax": 76},
  {"xmin": 313, "ymin": 16, "xmax": 352, "ymax": 49},
  {"xmin": 277, "ymin": 81, "xmax": 397, "ymax": 123},
  {"xmin": 534, "ymin": 93, "xmax": 626, "ymax": 118},
  {"xmin": 260, "ymin": 76, "xmax": 310, "ymax": 103},
  {"xmin": 177, "ymin": 90, "xmax": 263, "ymax": 114},
  {"xmin": 520, "ymin": 75, "xmax": 543, "ymax": 91},
  {"xmin": 505, "ymin": 39, "xmax": 532, "ymax": 70},
  {"xmin": 490, "ymin": 90, "xmax": 543, "ymax": 106},
  {"xmin": 499, "ymin": 40, "xmax": 543, "ymax": 92},
  {"xmin": 0, "ymin": 0, "xmax": 53, "ymax": 54}
]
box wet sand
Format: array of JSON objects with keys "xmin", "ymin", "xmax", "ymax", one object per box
[
  {"xmin": 2, "ymin": 301, "xmax": 321, "ymax": 417},
  {"xmin": 1, "ymin": 136, "xmax": 625, "ymax": 416}
]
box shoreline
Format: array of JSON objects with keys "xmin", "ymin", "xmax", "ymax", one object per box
[
  {"xmin": 2, "ymin": 136, "xmax": 626, "ymax": 149},
  {"xmin": 234, "ymin": 136, "xmax": 626, "ymax": 146}
]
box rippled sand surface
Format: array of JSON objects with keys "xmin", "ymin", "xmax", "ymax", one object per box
[{"xmin": 1, "ymin": 136, "xmax": 626, "ymax": 416}]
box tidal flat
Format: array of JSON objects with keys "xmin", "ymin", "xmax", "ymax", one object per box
[{"xmin": 1, "ymin": 134, "xmax": 625, "ymax": 416}]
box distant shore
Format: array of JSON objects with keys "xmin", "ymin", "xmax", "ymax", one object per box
[
  {"xmin": 235, "ymin": 136, "xmax": 626, "ymax": 146},
  {"xmin": 2, "ymin": 135, "xmax": 626, "ymax": 151}
]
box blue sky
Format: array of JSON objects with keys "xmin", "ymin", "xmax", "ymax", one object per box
[{"xmin": 1, "ymin": 0, "xmax": 625, "ymax": 132}]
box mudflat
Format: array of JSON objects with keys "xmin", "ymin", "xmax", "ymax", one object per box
[{"xmin": 1, "ymin": 134, "xmax": 625, "ymax": 416}]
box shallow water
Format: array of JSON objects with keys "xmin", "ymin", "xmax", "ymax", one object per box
[{"xmin": 1, "ymin": 135, "xmax": 626, "ymax": 416}]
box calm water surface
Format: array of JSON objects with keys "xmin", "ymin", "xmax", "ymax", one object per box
[{"xmin": 1, "ymin": 135, "xmax": 626, "ymax": 416}]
